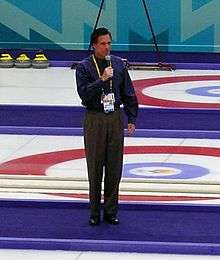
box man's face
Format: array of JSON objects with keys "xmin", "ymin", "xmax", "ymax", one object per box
[{"xmin": 93, "ymin": 34, "xmax": 112, "ymax": 59}]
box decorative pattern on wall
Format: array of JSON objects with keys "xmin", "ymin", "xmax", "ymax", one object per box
[{"xmin": 0, "ymin": 0, "xmax": 219, "ymax": 52}]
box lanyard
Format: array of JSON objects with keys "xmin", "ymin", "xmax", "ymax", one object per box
[
  {"xmin": 92, "ymin": 55, "xmax": 113, "ymax": 92},
  {"xmin": 92, "ymin": 55, "xmax": 101, "ymax": 78}
]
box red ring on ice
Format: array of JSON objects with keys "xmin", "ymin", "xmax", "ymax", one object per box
[
  {"xmin": 0, "ymin": 146, "xmax": 219, "ymax": 202},
  {"xmin": 0, "ymin": 145, "xmax": 219, "ymax": 175},
  {"xmin": 133, "ymin": 75, "xmax": 220, "ymax": 108}
]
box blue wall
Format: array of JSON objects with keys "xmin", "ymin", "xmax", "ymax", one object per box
[{"xmin": 0, "ymin": 0, "xmax": 219, "ymax": 52}]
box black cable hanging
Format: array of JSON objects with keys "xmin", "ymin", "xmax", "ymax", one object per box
[
  {"xmin": 141, "ymin": 0, "xmax": 174, "ymax": 70},
  {"xmin": 88, "ymin": 0, "xmax": 105, "ymax": 51},
  {"xmin": 141, "ymin": 0, "xmax": 160, "ymax": 59}
]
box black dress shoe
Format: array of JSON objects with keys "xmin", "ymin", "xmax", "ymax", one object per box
[
  {"xmin": 104, "ymin": 215, "xmax": 119, "ymax": 225},
  {"xmin": 89, "ymin": 216, "xmax": 100, "ymax": 226}
]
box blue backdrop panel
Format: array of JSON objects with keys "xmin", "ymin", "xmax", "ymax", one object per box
[{"xmin": 0, "ymin": 0, "xmax": 219, "ymax": 52}]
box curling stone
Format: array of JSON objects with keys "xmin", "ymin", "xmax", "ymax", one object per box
[
  {"xmin": 15, "ymin": 53, "xmax": 32, "ymax": 68},
  {"xmin": 0, "ymin": 53, "xmax": 14, "ymax": 68},
  {"xmin": 32, "ymin": 53, "xmax": 49, "ymax": 69}
]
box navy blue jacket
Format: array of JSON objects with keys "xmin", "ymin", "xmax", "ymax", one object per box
[{"xmin": 76, "ymin": 55, "xmax": 138, "ymax": 124}]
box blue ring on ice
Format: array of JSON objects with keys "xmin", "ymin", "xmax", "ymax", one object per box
[
  {"xmin": 186, "ymin": 86, "xmax": 220, "ymax": 97},
  {"xmin": 123, "ymin": 162, "xmax": 209, "ymax": 179}
]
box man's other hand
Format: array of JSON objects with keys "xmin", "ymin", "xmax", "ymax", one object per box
[{"xmin": 127, "ymin": 123, "xmax": 135, "ymax": 136}]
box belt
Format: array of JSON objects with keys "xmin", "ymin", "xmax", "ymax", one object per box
[{"xmin": 86, "ymin": 106, "xmax": 120, "ymax": 113}]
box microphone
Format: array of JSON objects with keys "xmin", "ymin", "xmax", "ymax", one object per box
[
  {"xmin": 105, "ymin": 55, "xmax": 111, "ymax": 67},
  {"xmin": 105, "ymin": 55, "xmax": 113, "ymax": 89}
]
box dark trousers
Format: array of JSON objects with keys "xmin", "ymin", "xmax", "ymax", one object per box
[{"xmin": 84, "ymin": 109, "xmax": 124, "ymax": 217}]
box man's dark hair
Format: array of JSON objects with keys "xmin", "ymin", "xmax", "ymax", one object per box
[{"xmin": 90, "ymin": 27, "xmax": 112, "ymax": 45}]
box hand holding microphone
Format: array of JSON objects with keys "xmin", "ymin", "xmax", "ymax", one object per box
[
  {"xmin": 101, "ymin": 67, "xmax": 113, "ymax": 81},
  {"xmin": 100, "ymin": 55, "xmax": 113, "ymax": 82}
]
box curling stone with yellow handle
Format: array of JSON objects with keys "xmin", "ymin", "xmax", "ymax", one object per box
[
  {"xmin": 15, "ymin": 53, "xmax": 32, "ymax": 68},
  {"xmin": 32, "ymin": 53, "xmax": 49, "ymax": 69},
  {"xmin": 0, "ymin": 53, "xmax": 14, "ymax": 68}
]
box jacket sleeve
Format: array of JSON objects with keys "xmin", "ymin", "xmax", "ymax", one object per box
[
  {"xmin": 76, "ymin": 63, "xmax": 105, "ymax": 102},
  {"xmin": 121, "ymin": 67, "xmax": 138, "ymax": 125}
]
